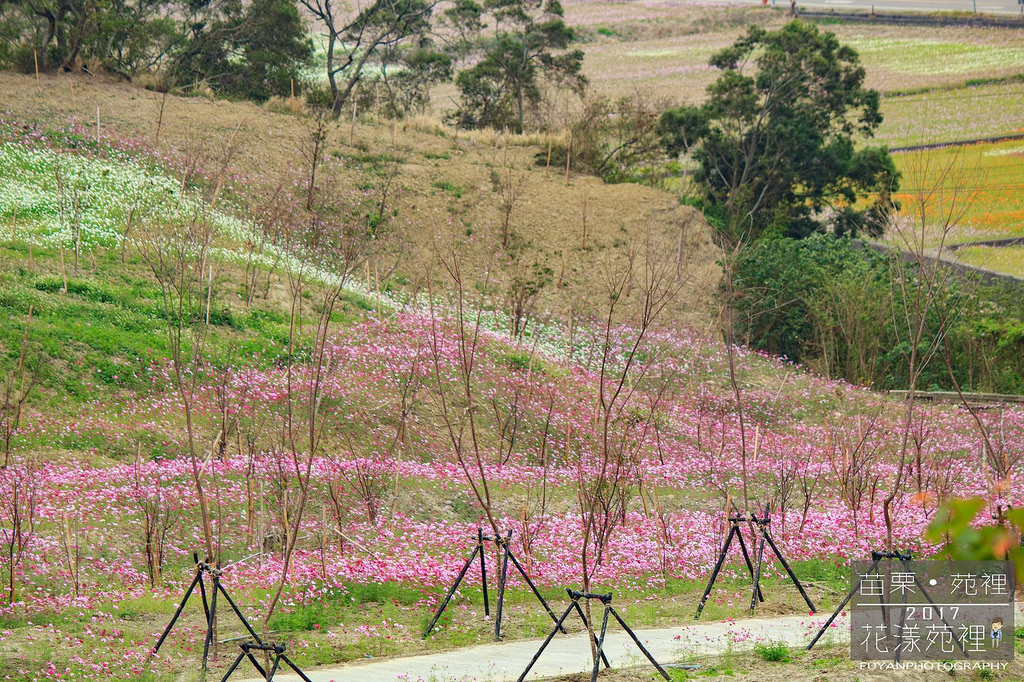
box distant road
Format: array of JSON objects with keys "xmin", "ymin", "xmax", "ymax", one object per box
[{"xmin": 746, "ymin": 0, "xmax": 1024, "ymax": 17}]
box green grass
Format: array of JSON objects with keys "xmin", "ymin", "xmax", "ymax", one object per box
[
  {"xmin": 846, "ymin": 38, "xmax": 1024, "ymax": 79},
  {"xmin": 876, "ymin": 82, "xmax": 1024, "ymax": 148},
  {"xmin": 956, "ymin": 245, "xmax": 1024, "ymax": 277},
  {"xmin": 0, "ymin": 239, "xmax": 379, "ymax": 415},
  {"xmin": 753, "ymin": 641, "xmax": 791, "ymax": 662},
  {"xmin": 431, "ymin": 180, "xmax": 464, "ymax": 198},
  {"xmin": 269, "ymin": 581, "xmax": 426, "ymax": 633},
  {"xmin": 341, "ymin": 150, "xmax": 405, "ymax": 174}
]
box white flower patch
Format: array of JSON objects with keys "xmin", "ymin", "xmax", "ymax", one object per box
[{"xmin": 0, "ymin": 142, "xmax": 245, "ymax": 250}]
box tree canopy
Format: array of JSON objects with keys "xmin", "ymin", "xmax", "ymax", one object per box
[
  {"xmin": 300, "ymin": 0, "xmax": 438, "ymax": 117},
  {"xmin": 659, "ymin": 20, "xmax": 898, "ymax": 245},
  {"xmin": 448, "ymin": 0, "xmax": 585, "ymax": 132},
  {"xmin": 0, "ymin": 0, "xmax": 311, "ymax": 100}
]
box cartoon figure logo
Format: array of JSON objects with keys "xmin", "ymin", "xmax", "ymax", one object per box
[{"xmin": 990, "ymin": 617, "xmax": 1004, "ymax": 648}]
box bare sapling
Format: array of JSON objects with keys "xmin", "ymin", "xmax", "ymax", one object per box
[
  {"xmin": 504, "ymin": 256, "xmax": 552, "ymax": 340},
  {"xmin": 384, "ymin": 338, "xmax": 427, "ymax": 523},
  {"xmin": 424, "ymin": 242, "xmax": 503, "ymax": 539},
  {"xmin": 2, "ymin": 306, "xmax": 39, "ymax": 468},
  {"xmin": 261, "ymin": 106, "xmax": 394, "ymax": 644},
  {"xmin": 517, "ymin": 391, "xmax": 558, "ymax": 570},
  {"xmin": 245, "ymin": 177, "xmax": 291, "ymax": 307},
  {"xmin": 493, "ymin": 161, "xmax": 524, "ymax": 249},
  {"xmin": 131, "ymin": 455, "xmax": 177, "ymax": 587},
  {"xmin": 490, "ymin": 335, "xmax": 544, "ymax": 465},
  {"xmin": 209, "ymin": 121, "xmax": 245, "ymax": 209},
  {"xmin": 119, "ymin": 195, "xmax": 140, "ymax": 263},
  {"xmin": 824, "ymin": 410, "xmax": 885, "ymax": 537},
  {"xmin": 0, "ymin": 456, "xmax": 41, "ymax": 604},
  {"xmin": 797, "ymin": 441, "xmax": 823, "ymax": 533},
  {"xmin": 576, "ymin": 229, "xmax": 683, "ymax": 660},
  {"xmin": 134, "ymin": 208, "xmax": 219, "ymax": 561},
  {"xmin": 887, "ymin": 149, "xmax": 975, "ymax": 549},
  {"xmin": 897, "ymin": 152, "xmax": 1023, "ymax": 511},
  {"xmin": 58, "ymin": 510, "xmax": 83, "ymax": 597},
  {"xmin": 579, "ymin": 187, "xmax": 588, "ymax": 248},
  {"xmin": 155, "ymin": 91, "xmax": 167, "ymax": 146}
]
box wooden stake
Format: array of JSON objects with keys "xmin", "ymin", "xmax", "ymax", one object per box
[
  {"xmin": 580, "ymin": 189, "xmax": 588, "ymax": 249},
  {"xmin": 676, "ymin": 222, "xmax": 686, "ymax": 277},
  {"xmin": 58, "ymin": 242, "xmax": 68, "ymax": 293},
  {"xmin": 258, "ymin": 478, "xmax": 265, "ymax": 569},
  {"xmin": 374, "ymin": 264, "xmax": 381, "ymax": 312},
  {"xmin": 156, "ymin": 92, "xmax": 167, "ymax": 146},
  {"xmin": 566, "ymin": 306, "xmax": 573, "ymax": 362},
  {"xmin": 723, "ymin": 492, "xmax": 732, "ymax": 543},
  {"xmin": 283, "ymin": 488, "xmax": 290, "ymax": 549},
  {"xmin": 545, "ymin": 139, "xmax": 552, "ymax": 169},
  {"xmin": 70, "ymin": 80, "xmax": 75, "ymax": 108},
  {"xmin": 320, "ymin": 504, "xmax": 327, "ymax": 578},
  {"xmin": 34, "ymin": 50, "xmax": 39, "ymax": 88},
  {"xmin": 205, "ymin": 263, "xmax": 213, "ymax": 325},
  {"xmin": 350, "ymin": 96, "xmax": 357, "ymax": 147},
  {"xmin": 95, "ymin": 107, "xmax": 100, "ymax": 145},
  {"xmin": 564, "ymin": 131, "xmax": 572, "ymax": 185}
]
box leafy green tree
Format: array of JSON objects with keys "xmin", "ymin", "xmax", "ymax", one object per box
[
  {"xmin": 450, "ymin": 0, "xmax": 585, "ymax": 132},
  {"xmin": 732, "ymin": 234, "xmax": 891, "ymax": 373},
  {"xmin": 370, "ymin": 39, "xmax": 452, "ymax": 118},
  {"xmin": 6, "ymin": 0, "xmax": 97, "ymax": 71},
  {"xmin": 166, "ymin": 0, "xmax": 239, "ymax": 89},
  {"xmin": 86, "ymin": 0, "xmax": 178, "ymax": 78},
  {"xmin": 659, "ymin": 20, "xmax": 897, "ymax": 246},
  {"xmin": 220, "ymin": 0, "xmax": 312, "ymax": 101},
  {"xmin": 300, "ymin": 0, "xmax": 436, "ymax": 117},
  {"xmin": 167, "ymin": 0, "xmax": 311, "ymax": 100}
]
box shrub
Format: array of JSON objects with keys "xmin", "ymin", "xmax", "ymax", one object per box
[
  {"xmin": 732, "ymin": 234, "xmax": 1024, "ymax": 392},
  {"xmin": 753, "ymin": 641, "xmax": 791, "ymax": 662},
  {"xmin": 538, "ymin": 93, "xmax": 668, "ymax": 185}
]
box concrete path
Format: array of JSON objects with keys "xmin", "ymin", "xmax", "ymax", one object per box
[{"xmin": 241, "ymin": 611, "xmax": 850, "ymax": 682}]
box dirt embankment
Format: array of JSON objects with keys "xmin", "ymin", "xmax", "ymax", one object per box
[{"xmin": 0, "ymin": 71, "xmax": 721, "ymax": 330}]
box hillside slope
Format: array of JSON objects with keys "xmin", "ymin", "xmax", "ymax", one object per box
[{"xmin": 0, "ymin": 72, "xmax": 721, "ymax": 331}]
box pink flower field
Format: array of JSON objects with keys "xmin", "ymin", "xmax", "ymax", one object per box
[{"xmin": 2, "ymin": 306, "xmax": 1021, "ymax": 678}]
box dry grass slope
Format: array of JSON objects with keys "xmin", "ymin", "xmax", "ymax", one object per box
[{"xmin": 0, "ymin": 71, "xmax": 721, "ymax": 331}]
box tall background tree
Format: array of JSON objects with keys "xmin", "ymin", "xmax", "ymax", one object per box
[
  {"xmin": 0, "ymin": 0, "xmax": 311, "ymax": 100},
  {"xmin": 299, "ymin": 0, "xmax": 437, "ymax": 117},
  {"xmin": 170, "ymin": 0, "xmax": 312, "ymax": 100},
  {"xmin": 659, "ymin": 20, "xmax": 897, "ymax": 247},
  {"xmin": 448, "ymin": 0, "xmax": 585, "ymax": 132}
]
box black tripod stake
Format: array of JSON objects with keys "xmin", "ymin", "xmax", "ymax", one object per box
[
  {"xmin": 807, "ymin": 549, "xmax": 892, "ymax": 650},
  {"xmin": 149, "ymin": 552, "xmax": 307, "ymax": 677},
  {"xmin": 696, "ymin": 508, "xmax": 815, "ymax": 619},
  {"xmin": 695, "ymin": 515, "xmax": 763, "ymax": 619},
  {"xmin": 807, "ymin": 550, "xmax": 966, "ymax": 660},
  {"xmin": 422, "ymin": 528, "xmax": 565, "ymax": 641},
  {"xmin": 518, "ymin": 589, "xmax": 670, "ymax": 682},
  {"xmin": 220, "ymin": 642, "xmax": 313, "ymax": 682}
]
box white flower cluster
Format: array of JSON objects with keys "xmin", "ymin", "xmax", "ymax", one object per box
[{"xmin": 0, "ymin": 143, "xmax": 245, "ymax": 251}]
